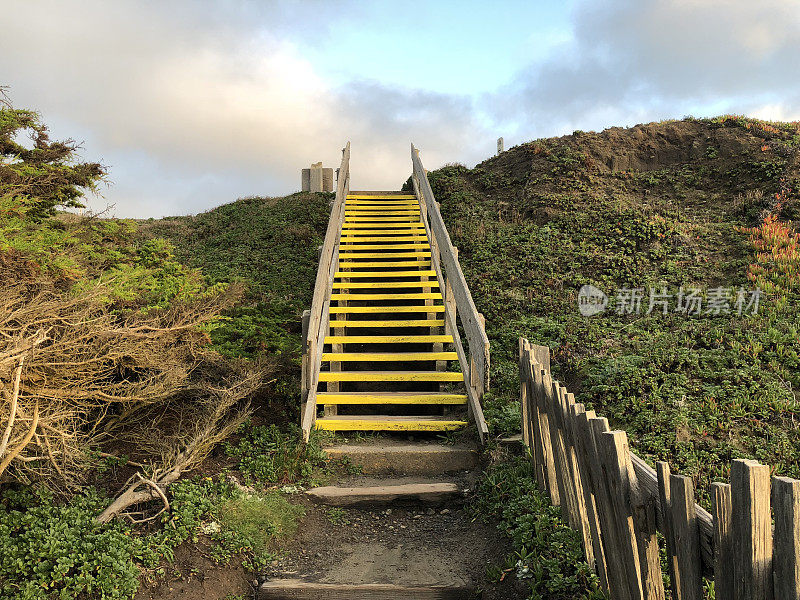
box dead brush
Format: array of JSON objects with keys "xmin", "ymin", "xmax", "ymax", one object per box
[{"xmin": 0, "ymin": 278, "xmax": 267, "ymax": 496}]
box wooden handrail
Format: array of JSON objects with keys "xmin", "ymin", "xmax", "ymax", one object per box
[
  {"xmin": 301, "ymin": 142, "xmax": 350, "ymax": 441},
  {"xmin": 410, "ymin": 144, "xmax": 489, "ymax": 442}
]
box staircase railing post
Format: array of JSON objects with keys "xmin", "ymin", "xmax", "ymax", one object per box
[
  {"xmin": 301, "ymin": 141, "xmax": 350, "ymax": 441},
  {"xmin": 301, "ymin": 309, "xmax": 311, "ymax": 401}
]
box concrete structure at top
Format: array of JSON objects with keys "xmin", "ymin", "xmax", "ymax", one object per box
[{"xmin": 302, "ymin": 162, "xmax": 334, "ymax": 192}]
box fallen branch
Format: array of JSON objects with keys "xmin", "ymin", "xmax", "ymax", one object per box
[
  {"xmin": 0, "ymin": 356, "xmax": 24, "ymax": 458},
  {"xmin": 96, "ymin": 368, "xmax": 259, "ymax": 523},
  {"xmin": 97, "ymin": 465, "xmax": 181, "ymax": 524},
  {"xmin": 0, "ymin": 400, "xmax": 39, "ymax": 477}
]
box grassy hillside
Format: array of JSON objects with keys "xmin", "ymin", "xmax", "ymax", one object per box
[
  {"xmin": 139, "ymin": 192, "xmax": 331, "ymax": 412},
  {"xmin": 429, "ymin": 116, "xmax": 800, "ymax": 500}
]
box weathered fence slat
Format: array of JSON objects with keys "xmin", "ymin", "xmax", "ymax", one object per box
[
  {"xmin": 519, "ymin": 340, "xmax": 531, "ymax": 449},
  {"xmin": 523, "ymin": 350, "xmax": 548, "ymax": 492},
  {"xmin": 586, "ymin": 416, "xmax": 628, "ymax": 598},
  {"xmin": 632, "ymin": 477, "xmax": 664, "ymax": 599},
  {"xmin": 599, "ymin": 430, "xmax": 645, "ymax": 600},
  {"xmin": 656, "ymin": 461, "xmax": 678, "ymax": 598},
  {"xmin": 531, "ymin": 362, "xmax": 559, "ymax": 504},
  {"xmin": 549, "ymin": 379, "xmax": 580, "ymax": 528},
  {"xmin": 772, "ymin": 476, "xmax": 800, "ymax": 600},
  {"xmin": 570, "ymin": 404, "xmax": 609, "ymax": 593},
  {"xmin": 712, "ymin": 482, "xmax": 734, "ymax": 600},
  {"xmin": 562, "ymin": 393, "xmax": 594, "ymax": 568},
  {"xmin": 670, "ymin": 474, "xmax": 702, "ymax": 600},
  {"xmin": 543, "ymin": 371, "xmax": 570, "ymax": 510},
  {"xmin": 731, "ymin": 459, "xmax": 773, "ymax": 600},
  {"xmin": 554, "ymin": 384, "xmax": 581, "ymax": 530}
]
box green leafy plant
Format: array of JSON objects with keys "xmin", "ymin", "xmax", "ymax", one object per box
[
  {"xmin": 225, "ymin": 423, "xmax": 328, "ymax": 485},
  {"xmin": 0, "ymin": 487, "xmax": 140, "ymax": 600},
  {"xmin": 473, "ymin": 456, "xmax": 604, "ymax": 599}
]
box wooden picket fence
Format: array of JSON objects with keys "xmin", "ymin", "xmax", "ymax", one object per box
[{"xmin": 518, "ymin": 338, "xmax": 800, "ymax": 600}]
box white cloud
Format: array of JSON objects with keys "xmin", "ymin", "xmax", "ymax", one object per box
[
  {"xmin": 495, "ymin": 0, "xmax": 800, "ymax": 141},
  {"xmin": 1, "ymin": 0, "xmax": 489, "ymax": 217}
]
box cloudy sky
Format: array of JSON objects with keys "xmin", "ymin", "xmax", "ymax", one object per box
[{"xmin": 2, "ymin": 0, "xmax": 799, "ymax": 217}]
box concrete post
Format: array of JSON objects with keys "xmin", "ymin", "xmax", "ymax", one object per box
[
  {"xmin": 310, "ymin": 162, "xmax": 323, "ymax": 192},
  {"xmin": 302, "ymin": 164, "xmax": 335, "ymax": 192},
  {"xmin": 497, "ymin": 137, "xmax": 504, "ymax": 155},
  {"xmin": 322, "ymin": 168, "xmax": 334, "ymax": 192}
]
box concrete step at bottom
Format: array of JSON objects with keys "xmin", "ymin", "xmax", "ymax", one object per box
[
  {"xmin": 259, "ymin": 580, "xmax": 475, "ymax": 599},
  {"xmin": 305, "ymin": 482, "xmax": 464, "ymax": 507},
  {"xmin": 324, "ymin": 443, "xmax": 478, "ymax": 476}
]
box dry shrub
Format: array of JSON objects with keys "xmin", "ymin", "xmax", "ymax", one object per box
[{"xmin": 0, "ymin": 278, "xmax": 268, "ymax": 489}]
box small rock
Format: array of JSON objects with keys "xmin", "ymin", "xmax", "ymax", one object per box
[
  {"xmin": 413, "ymin": 514, "xmax": 421, "ymax": 519},
  {"xmin": 385, "ymin": 508, "xmax": 392, "ymax": 515},
  {"xmin": 440, "ymin": 508, "xmax": 450, "ymax": 515}
]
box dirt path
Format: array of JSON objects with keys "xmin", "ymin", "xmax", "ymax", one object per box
[
  {"xmin": 269, "ymin": 497, "xmax": 516, "ymax": 594},
  {"xmin": 135, "ymin": 437, "xmax": 524, "ymax": 600}
]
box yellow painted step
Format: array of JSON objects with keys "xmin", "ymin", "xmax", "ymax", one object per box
[
  {"xmin": 339, "ymin": 229, "xmax": 426, "ymax": 236},
  {"xmin": 345, "ymin": 217, "xmax": 421, "ymax": 222},
  {"xmin": 332, "ymin": 281, "xmax": 439, "ymax": 289},
  {"xmin": 338, "ymin": 252, "xmax": 431, "ymax": 259},
  {"xmin": 320, "ymin": 352, "xmax": 458, "ymax": 362},
  {"xmin": 346, "ymin": 198, "xmax": 417, "ymax": 202},
  {"xmin": 330, "ymin": 292, "xmax": 442, "ymax": 300},
  {"xmin": 344, "ymin": 213, "xmax": 419, "ymax": 217},
  {"xmin": 314, "ymin": 416, "xmax": 467, "ymax": 432},
  {"xmin": 345, "ymin": 202, "xmax": 419, "ymax": 207},
  {"xmin": 341, "ymin": 227, "xmax": 428, "ymax": 234},
  {"xmin": 342, "ymin": 228, "xmax": 424, "ymax": 234},
  {"xmin": 345, "ymin": 213, "xmax": 420, "ymax": 218},
  {"xmin": 346, "ymin": 194, "xmax": 416, "ymax": 199},
  {"xmin": 334, "ymin": 270, "xmax": 436, "ymax": 278},
  {"xmin": 325, "ymin": 334, "xmax": 452, "ymax": 344},
  {"xmin": 328, "ymin": 319, "xmax": 444, "ymax": 327},
  {"xmin": 337, "ymin": 261, "xmax": 432, "ymax": 268},
  {"xmin": 344, "ymin": 218, "xmax": 421, "ymax": 223},
  {"xmin": 329, "ymin": 305, "xmax": 444, "ymax": 313},
  {"xmin": 341, "ymin": 236, "xmax": 428, "ymax": 243},
  {"xmin": 337, "ymin": 244, "xmax": 430, "ymax": 250},
  {"xmin": 345, "ymin": 207, "xmax": 419, "ymax": 212},
  {"xmin": 316, "ymin": 391, "xmax": 465, "ymax": 404},
  {"xmin": 342, "ymin": 223, "xmax": 424, "ymax": 229},
  {"xmin": 346, "ymin": 206, "xmax": 420, "ymax": 210},
  {"xmin": 319, "ymin": 371, "xmax": 464, "ymax": 383},
  {"xmin": 344, "ymin": 208, "xmax": 419, "ymax": 214}
]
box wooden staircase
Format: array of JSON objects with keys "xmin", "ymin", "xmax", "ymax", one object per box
[{"xmin": 301, "ymin": 144, "xmax": 489, "ymax": 442}]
